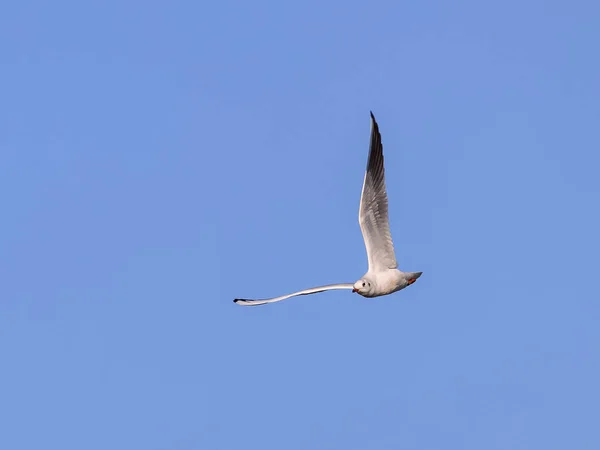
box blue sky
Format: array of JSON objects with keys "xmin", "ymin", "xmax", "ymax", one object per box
[{"xmin": 1, "ymin": 0, "xmax": 599, "ymax": 448}]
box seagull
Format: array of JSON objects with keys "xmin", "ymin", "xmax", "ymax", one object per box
[{"xmin": 234, "ymin": 112, "xmax": 422, "ymax": 306}]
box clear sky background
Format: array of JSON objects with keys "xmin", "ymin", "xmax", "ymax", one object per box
[{"xmin": 1, "ymin": 0, "xmax": 599, "ymax": 448}]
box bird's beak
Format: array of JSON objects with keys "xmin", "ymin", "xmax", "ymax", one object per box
[
  {"xmin": 352, "ymin": 288, "xmax": 358, "ymax": 293},
  {"xmin": 407, "ymin": 278, "xmax": 417, "ymax": 285}
]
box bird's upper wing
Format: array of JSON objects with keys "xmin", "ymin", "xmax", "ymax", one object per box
[
  {"xmin": 234, "ymin": 283, "xmax": 354, "ymax": 306},
  {"xmin": 358, "ymin": 112, "xmax": 398, "ymax": 272}
]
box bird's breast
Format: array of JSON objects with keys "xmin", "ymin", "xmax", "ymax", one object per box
[{"xmin": 370, "ymin": 270, "xmax": 405, "ymax": 297}]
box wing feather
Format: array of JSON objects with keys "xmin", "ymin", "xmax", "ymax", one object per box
[
  {"xmin": 233, "ymin": 283, "xmax": 354, "ymax": 306},
  {"xmin": 358, "ymin": 112, "xmax": 397, "ymax": 272}
]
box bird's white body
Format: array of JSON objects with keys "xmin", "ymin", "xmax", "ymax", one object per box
[
  {"xmin": 234, "ymin": 112, "xmax": 422, "ymax": 306},
  {"xmin": 359, "ymin": 270, "xmax": 405, "ymax": 298}
]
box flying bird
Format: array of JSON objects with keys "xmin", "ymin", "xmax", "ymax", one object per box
[{"xmin": 234, "ymin": 112, "xmax": 422, "ymax": 306}]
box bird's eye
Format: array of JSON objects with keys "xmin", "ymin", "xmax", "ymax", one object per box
[
  {"xmin": 362, "ymin": 282, "xmax": 365, "ymax": 287},
  {"xmin": 368, "ymin": 283, "xmax": 371, "ymax": 286}
]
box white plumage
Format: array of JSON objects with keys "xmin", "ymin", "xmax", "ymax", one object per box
[{"xmin": 234, "ymin": 112, "xmax": 422, "ymax": 306}]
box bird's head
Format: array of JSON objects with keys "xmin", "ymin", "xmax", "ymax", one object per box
[{"xmin": 352, "ymin": 278, "xmax": 374, "ymax": 296}]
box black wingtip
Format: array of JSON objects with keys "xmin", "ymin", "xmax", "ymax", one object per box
[
  {"xmin": 233, "ymin": 299, "xmax": 240, "ymax": 303},
  {"xmin": 369, "ymin": 111, "xmax": 379, "ymax": 129}
]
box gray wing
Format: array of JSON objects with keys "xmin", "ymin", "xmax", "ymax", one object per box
[
  {"xmin": 358, "ymin": 112, "xmax": 398, "ymax": 272},
  {"xmin": 234, "ymin": 283, "xmax": 354, "ymax": 306}
]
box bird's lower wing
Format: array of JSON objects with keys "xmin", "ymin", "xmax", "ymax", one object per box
[{"xmin": 233, "ymin": 283, "xmax": 354, "ymax": 306}]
